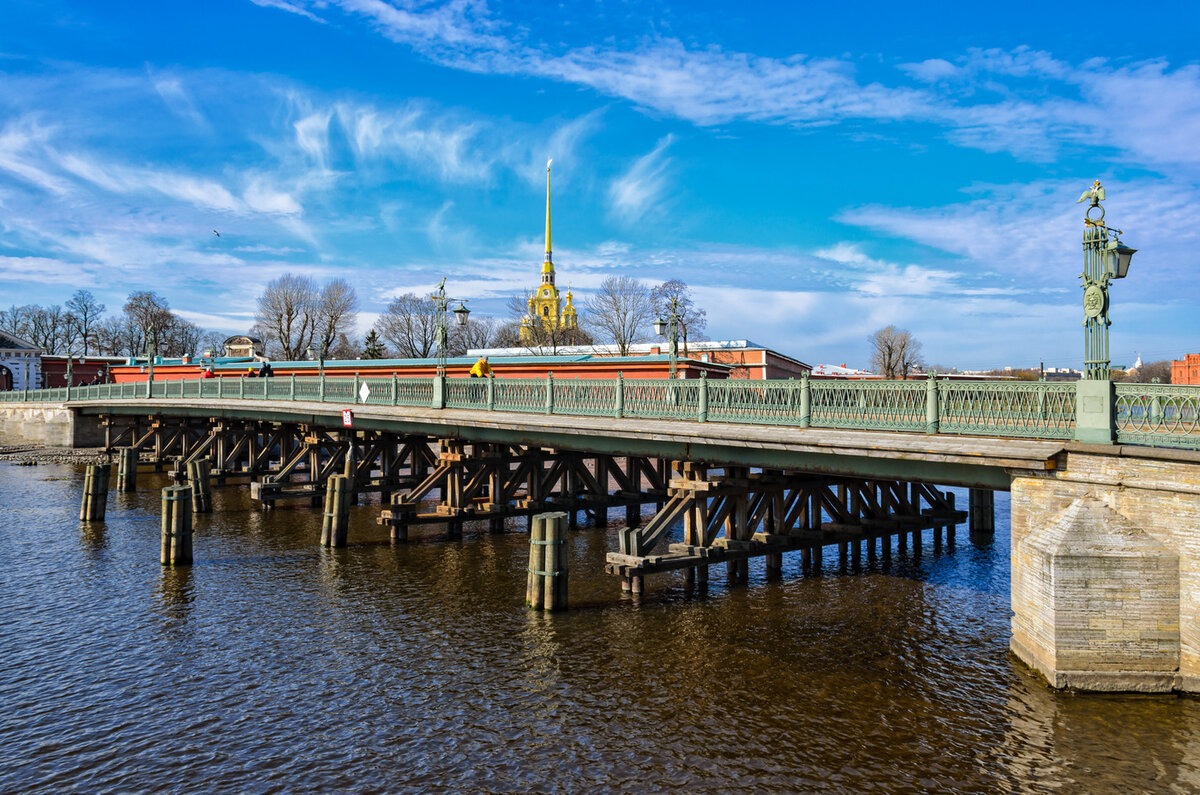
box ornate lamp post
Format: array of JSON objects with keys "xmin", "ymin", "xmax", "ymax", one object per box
[
  {"xmin": 145, "ymin": 327, "xmax": 159, "ymax": 396},
  {"xmin": 431, "ymin": 277, "xmax": 470, "ymax": 378},
  {"xmin": 305, "ymin": 341, "xmax": 327, "ymax": 379},
  {"xmin": 1077, "ymin": 180, "xmax": 1137, "ymax": 380},
  {"xmin": 652, "ymin": 296, "xmax": 682, "ymax": 379},
  {"xmin": 1074, "ymin": 181, "xmax": 1138, "ymax": 444}
]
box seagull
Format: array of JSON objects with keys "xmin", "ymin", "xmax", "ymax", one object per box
[{"xmin": 212, "ymin": 229, "xmax": 220, "ymax": 237}]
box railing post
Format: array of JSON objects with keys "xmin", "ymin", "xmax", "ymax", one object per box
[
  {"xmin": 487, "ymin": 374, "xmax": 495, "ymax": 411},
  {"xmin": 615, "ymin": 372, "xmax": 624, "ymax": 418},
  {"xmin": 799, "ymin": 371, "xmax": 811, "ymax": 428},
  {"xmin": 925, "ymin": 372, "xmax": 939, "ymax": 435},
  {"xmin": 432, "ymin": 375, "xmax": 445, "ymax": 409},
  {"xmin": 354, "ymin": 373, "xmax": 361, "ymax": 404},
  {"xmin": 1074, "ymin": 379, "xmax": 1115, "ymax": 444},
  {"xmin": 239, "ymin": 376, "xmax": 244, "ymax": 400},
  {"xmin": 698, "ymin": 371, "xmax": 708, "ymax": 422},
  {"xmin": 392, "ymin": 373, "xmax": 398, "ymax": 406},
  {"xmin": 290, "ymin": 373, "xmax": 296, "ymax": 401},
  {"xmin": 319, "ymin": 373, "xmax": 326, "ymax": 403},
  {"xmin": 545, "ymin": 372, "xmax": 554, "ymax": 415}
]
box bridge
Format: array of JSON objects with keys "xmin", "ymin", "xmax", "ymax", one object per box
[{"xmin": 3, "ymin": 373, "xmax": 1200, "ymax": 694}]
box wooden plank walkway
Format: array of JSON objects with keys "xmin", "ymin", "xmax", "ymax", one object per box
[{"xmin": 75, "ymin": 397, "xmax": 1064, "ymax": 489}]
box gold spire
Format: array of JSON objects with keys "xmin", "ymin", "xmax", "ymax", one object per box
[{"xmin": 544, "ymin": 158, "xmax": 552, "ymax": 266}]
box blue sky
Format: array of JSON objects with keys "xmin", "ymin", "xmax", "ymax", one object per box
[{"xmin": 1, "ymin": 0, "xmax": 1198, "ymax": 369}]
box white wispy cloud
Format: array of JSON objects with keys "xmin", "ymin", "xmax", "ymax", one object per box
[
  {"xmin": 250, "ymin": 0, "xmax": 327, "ymax": 23},
  {"xmin": 609, "ymin": 135, "xmax": 673, "ymax": 224},
  {"xmin": 259, "ymin": 3, "xmax": 1200, "ymax": 174},
  {"xmin": 838, "ymin": 177, "xmax": 1200, "ymax": 292},
  {"xmin": 151, "ymin": 74, "xmax": 209, "ymax": 128}
]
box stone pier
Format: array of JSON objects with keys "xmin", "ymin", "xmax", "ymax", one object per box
[{"xmin": 1010, "ymin": 445, "xmax": 1200, "ymax": 693}]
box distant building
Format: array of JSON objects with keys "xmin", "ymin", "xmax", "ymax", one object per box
[
  {"xmin": 1173, "ymin": 354, "xmax": 1200, "ymax": 385},
  {"xmin": 1042, "ymin": 367, "xmax": 1083, "ymax": 382},
  {"xmin": 519, "ymin": 163, "xmax": 582, "ymax": 345},
  {"xmin": 223, "ymin": 335, "xmax": 264, "ymax": 359},
  {"xmin": 811, "ymin": 363, "xmax": 880, "ymax": 380},
  {"xmin": 0, "ymin": 330, "xmax": 41, "ymax": 391},
  {"xmin": 469, "ymin": 340, "xmax": 811, "ymax": 380},
  {"xmin": 40, "ymin": 355, "xmax": 127, "ymax": 387}
]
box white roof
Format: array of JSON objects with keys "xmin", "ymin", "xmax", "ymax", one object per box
[{"xmin": 811, "ymin": 363, "xmax": 878, "ymax": 376}]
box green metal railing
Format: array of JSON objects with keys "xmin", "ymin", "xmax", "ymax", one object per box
[
  {"xmin": 1115, "ymin": 383, "xmax": 1200, "ymax": 448},
  {"xmin": 5, "ymin": 374, "xmax": 1200, "ymax": 450}
]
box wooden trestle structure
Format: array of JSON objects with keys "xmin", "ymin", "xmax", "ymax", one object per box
[
  {"xmin": 606, "ymin": 462, "xmax": 966, "ymax": 593},
  {"xmin": 98, "ymin": 413, "xmax": 970, "ymax": 592}
]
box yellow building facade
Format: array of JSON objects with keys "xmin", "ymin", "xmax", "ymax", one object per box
[{"xmin": 521, "ymin": 161, "xmax": 579, "ymax": 343}]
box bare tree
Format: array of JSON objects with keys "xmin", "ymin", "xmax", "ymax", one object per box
[
  {"xmin": 255, "ymin": 274, "xmax": 316, "ymax": 360},
  {"xmin": 650, "ymin": 279, "xmax": 707, "ymax": 356},
  {"xmin": 94, "ymin": 314, "xmax": 140, "ymax": 357},
  {"xmin": 312, "ymin": 278, "xmax": 359, "ymax": 356},
  {"xmin": 197, "ymin": 331, "xmax": 228, "ymax": 357},
  {"xmin": 869, "ymin": 325, "xmax": 923, "ymax": 379},
  {"xmin": 162, "ymin": 319, "xmax": 204, "ymax": 357},
  {"xmin": 65, "ymin": 289, "xmax": 105, "ymax": 355},
  {"xmin": 1126, "ymin": 359, "xmax": 1173, "ymax": 383},
  {"xmin": 0, "ymin": 305, "xmax": 28, "ymax": 338},
  {"xmin": 583, "ymin": 276, "xmax": 653, "ymax": 356},
  {"xmin": 25, "ymin": 305, "xmax": 70, "ymax": 354},
  {"xmin": 123, "ymin": 291, "xmax": 176, "ymax": 355},
  {"xmin": 328, "ymin": 331, "xmax": 360, "ymax": 360},
  {"xmin": 492, "ymin": 320, "xmax": 523, "ymax": 349},
  {"xmin": 375, "ymin": 293, "xmax": 439, "ymax": 358},
  {"xmin": 453, "ymin": 315, "xmax": 501, "ymax": 354}
]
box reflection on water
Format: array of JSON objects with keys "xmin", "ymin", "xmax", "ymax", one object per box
[{"xmin": 1, "ymin": 463, "xmax": 1198, "ymax": 792}]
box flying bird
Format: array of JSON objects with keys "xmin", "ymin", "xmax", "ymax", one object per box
[{"xmin": 212, "ymin": 229, "xmax": 220, "ymax": 237}]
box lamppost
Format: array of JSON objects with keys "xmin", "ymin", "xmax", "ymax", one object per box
[
  {"xmin": 145, "ymin": 327, "xmax": 159, "ymax": 396},
  {"xmin": 652, "ymin": 296, "xmax": 682, "ymax": 379},
  {"xmin": 305, "ymin": 341, "xmax": 327, "ymax": 379},
  {"xmin": 1077, "ymin": 180, "xmax": 1137, "ymax": 380},
  {"xmin": 65, "ymin": 355, "xmax": 74, "ymax": 389},
  {"xmin": 431, "ymin": 277, "xmax": 470, "ymax": 378}
]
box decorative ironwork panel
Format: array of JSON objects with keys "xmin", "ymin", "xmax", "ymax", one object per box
[
  {"xmin": 624, "ymin": 379, "xmax": 702, "ymax": 420},
  {"xmin": 494, "ymin": 380, "xmax": 545, "ymax": 413},
  {"xmin": 1116, "ymin": 383, "xmax": 1200, "ymax": 448},
  {"xmin": 393, "ymin": 378, "xmax": 433, "ymax": 406},
  {"xmin": 446, "ymin": 378, "xmax": 488, "ymax": 409},
  {"xmin": 707, "ymin": 380, "xmax": 802, "ymax": 425},
  {"xmin": 291, "ymin": 376, "xmax": 321, "ymax": 401},
  {"xmin": 553, "ymin": 379, "xmax": 619, "ymax": 417},
  {"xmin": 320, "ymin": 378, "xmax": 355, "ymax": 404},
  {"xmin": 940, "ymin": 381, "xmax": 1076, "ymax": 439},
  {"xmin": 808, "ymin": 380, "xmax": 926, "ymax": 431}
]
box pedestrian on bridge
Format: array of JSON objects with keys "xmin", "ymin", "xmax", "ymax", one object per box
[{"xmin": 469, "ymin": 357, "xmax": 493, "ymax": 378}]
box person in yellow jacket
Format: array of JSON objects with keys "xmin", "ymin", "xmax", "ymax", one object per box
[{"xmin": 468, "ymin": 356, "xmax": 493, "ymax": 378}]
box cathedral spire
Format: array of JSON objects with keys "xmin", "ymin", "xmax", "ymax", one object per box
[{"xmin": 544, "ymin": 158, "xmax": 553, "ymax": 266}]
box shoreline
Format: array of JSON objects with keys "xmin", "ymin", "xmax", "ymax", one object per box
[{"xmin": 0, "ymin": 445, "xmax": 111, "ymax": 465}]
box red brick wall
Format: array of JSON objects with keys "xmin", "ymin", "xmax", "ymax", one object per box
[{"xmin": 1172, "ymin": 354, "xmax": 1200, "ymax": 385}]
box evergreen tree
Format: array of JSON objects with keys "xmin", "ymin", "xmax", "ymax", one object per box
[{"xmin": 362, "ymin": 329, "xmax": 386, "ymax": 359}]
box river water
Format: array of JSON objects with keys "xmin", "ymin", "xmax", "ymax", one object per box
[{"xmin": 2, "ymin": 461, "xmax": 1199, "ymax": 793}]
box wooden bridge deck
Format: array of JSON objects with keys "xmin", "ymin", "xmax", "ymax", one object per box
[{"xmin": 75, "ymin": 396, "xmax": 1063, "ymax": 489}]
